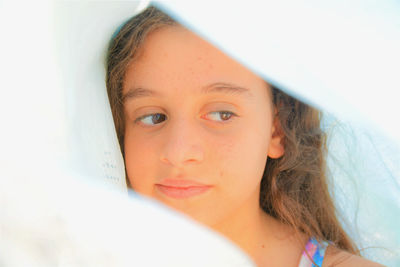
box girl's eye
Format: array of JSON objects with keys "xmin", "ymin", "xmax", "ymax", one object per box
[
  {"xmin": 135, "ymin": 113, "xmax": 167, "ymax": 126},
  {"xmin": 206, "ymin": 111, "xmax": 236, "ymax": 122},
  {"xmin": 135, "ymin": 111, "xmax": 236, "ymax": 126}
]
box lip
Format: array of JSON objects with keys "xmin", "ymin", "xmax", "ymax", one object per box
[{"xmin": 155, "ymin": 179, "xmax": 212, "ymax": 199}]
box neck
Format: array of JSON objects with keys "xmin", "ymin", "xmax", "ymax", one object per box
[
  {"xmin": 209, "ymin": 190, "xmax": 303, "ymax": 267},
  {"xmin": 210, "ymin": 192, "xmax": 274, "ymax": 264}
]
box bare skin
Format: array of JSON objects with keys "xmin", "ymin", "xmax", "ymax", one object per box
[
  {"xmin": 323, "ymin": 247, "xmax": 385, "ymax": 267},
  {"xmin": 122, "ymin": 25, "xmax": 383, "ymax": 267}
]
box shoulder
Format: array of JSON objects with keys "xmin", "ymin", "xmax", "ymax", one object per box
[{"xmin": 322, "ymin": 245, "xmax": 385, "ymax": 267}]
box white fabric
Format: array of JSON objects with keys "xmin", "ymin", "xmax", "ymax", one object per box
[
  {"xmin": 0, "ymin": 167, "xmax": 255, "ymax": 267},
  {"xmin": 158, "ymin": 0, "xmax": 400, "ymax": 145}
]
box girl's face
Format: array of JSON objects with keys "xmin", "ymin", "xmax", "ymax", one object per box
[{"xmin": 123, "ymin": 26, "xmax": 284, "ymax": 227}]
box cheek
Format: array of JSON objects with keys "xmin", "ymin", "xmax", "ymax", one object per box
[
  {"xmin": 124, "ymin": 131, "xmax": 157, "ymax": 191},
  {"xmin": 213, "ymin": 126, "xmax": 270, "ymax": 187}
]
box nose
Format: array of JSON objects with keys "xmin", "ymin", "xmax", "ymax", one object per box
[{"xmin": 160, "ymin": 118, "xmax": 204, "ymax": 167}]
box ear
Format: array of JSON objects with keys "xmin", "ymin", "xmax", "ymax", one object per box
[{"xmin": 267, "ymin": 112, "xmax": 285, "ymax": 159}]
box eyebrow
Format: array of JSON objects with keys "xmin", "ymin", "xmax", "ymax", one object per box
[
  {"xmin": 201, "ymin": 82, "xmax": 253, "ymax": 97},
  {"xmin": 122, "ymin": 87, "xmax": 161, "ymax": 102},
  {"xmin": 122, "ymin": 82, "xmax": 253, "ymax": 102}
]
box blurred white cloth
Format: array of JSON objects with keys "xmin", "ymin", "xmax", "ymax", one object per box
[
  {"xmin": 158, "ymin": 0, "xmax": 400, "ymax": 145},
  {"xmin": 0, "ymin": 166, "xmax": 255, "ymax": 267}
]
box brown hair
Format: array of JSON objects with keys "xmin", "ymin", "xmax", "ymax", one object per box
[{"xmin": 106, "ymin": 5, "xmax": 359, "ymax": 255}]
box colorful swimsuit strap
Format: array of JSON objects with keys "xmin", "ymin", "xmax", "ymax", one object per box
[{"xmin": 298, "ymin": 237, "xmax": 330, "ymax": 267}]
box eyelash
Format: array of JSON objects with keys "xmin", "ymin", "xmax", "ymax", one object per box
[{"xmin": 135, "ymin": 111, "xmax": 237, "ymax": 126}]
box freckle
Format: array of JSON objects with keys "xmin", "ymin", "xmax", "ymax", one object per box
[
  {"xmin": 220, "ymin": 170, "xmax": 224, "ymax": 178},
  {"xmin": 261, "ymin": 244, "xmax": 265, "ymax": 248},
  {"xmin": 208, "ymin": 63, "xmax": 213, "ymax": 69}
]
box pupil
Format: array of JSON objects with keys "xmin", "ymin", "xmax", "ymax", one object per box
[
  {"xmin": 221, "ymin": 112, "xmax": 231, "ymax": 120},
  {"xmin": 152, "ymin": 114, "xmax": 165, "ymax": 124}
]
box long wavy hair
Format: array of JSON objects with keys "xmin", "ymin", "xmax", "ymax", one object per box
[{"xmin": 106, "ymin": 6, "xmax": 359, "ymax": 255}]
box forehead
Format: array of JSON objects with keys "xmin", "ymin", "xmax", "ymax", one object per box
[{"xmin": 123, "ymin": 26, "xmax": 267, "ymax": 96}]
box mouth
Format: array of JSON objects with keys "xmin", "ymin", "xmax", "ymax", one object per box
[{"xmin": 155, "ymin": 179, "xmax": 212, "ymax": 199}]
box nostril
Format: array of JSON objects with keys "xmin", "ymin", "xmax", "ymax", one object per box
[
  {"xmin": 160, "ymin": 146, "xmax": 204, "ymax": 167},
  {"xmin": 160, "ymin": 157, "xmax": 170, "ymax": 164}
]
